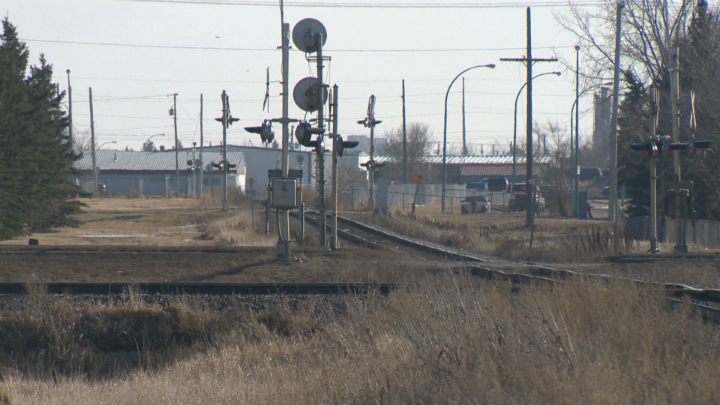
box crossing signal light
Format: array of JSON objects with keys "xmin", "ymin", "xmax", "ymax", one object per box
[
  {"xmin": 295, "ymin": 122, "xmax": 325, "ymax": 147},
  {"xmin": 360, "ymin": 159, "xmax": 385, "ymax": 170},
  {"xmin": 244, "ymin": 120, "xmax": 274, "ymax": 143},
  {"xmin": 334, "ymin": 136, "xmax": 359, "ymax": 157},
  {"xmin": 691, "ymin": 139, "xmax": 711, "ymax": 154}
]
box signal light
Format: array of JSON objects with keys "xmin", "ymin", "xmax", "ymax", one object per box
[
  {"xmin": 691, "ymin": 140, "xmax": 711, "ymax": 154},
  {"xmin": 334, "ymin": 136, "xmax": 359, "ymax": 157},
  {"xmin": 295, "ymin": 122, "xmax": 325, "ymax": 147},
  {"xmin": 244, "ymin": 120, "xmax": 275, "ymax": 143}
]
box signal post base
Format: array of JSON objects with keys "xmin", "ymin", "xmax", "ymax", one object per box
[{"xmin": 276, "ymin": 240, "xmax": 292, "ymax": 258}]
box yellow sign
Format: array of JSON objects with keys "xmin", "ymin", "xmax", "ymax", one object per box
[{"xmin": 414, "ymin": 176, "xmax": 424, "ymax": 185}]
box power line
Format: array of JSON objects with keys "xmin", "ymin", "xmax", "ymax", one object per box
[
  {"xmin": 112, "ymin": 0, "xmax": 603, "ymax": 9},
  {"xmin": 22, "ymin": 38, "xmax": 575, "ymax": 53}
]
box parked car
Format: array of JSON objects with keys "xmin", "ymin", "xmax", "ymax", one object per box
[
  {"xmin": 508, "ymin": 183, "xmax": 545, "ymax": 213},
  {"xmin": 466, "ymin": 181, "xmax": 488, "ymax": 191},
  {"xmin": 487, "ymin": 177, "xmax": 510, "ymax": 191},
  {"xmin": 461, "ymin": 195, "xmax": 491, "ymax": 214}
]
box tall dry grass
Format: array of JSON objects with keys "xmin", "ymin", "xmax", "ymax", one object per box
[
  {"xmin": 192, "ymin": 190, "xmax": 276, "ymax": 247},
  {"xmin": 359, "ymin": 210, "xmax": 643, "ymax": 262},
  {"xmin": 1, "ymin": 276, "xmax": 718, "ymax": 404}
]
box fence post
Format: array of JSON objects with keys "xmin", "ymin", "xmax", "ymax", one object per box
[{"xmin": 164, "ymin": 175, "xmax": 170, "ymax": 198}]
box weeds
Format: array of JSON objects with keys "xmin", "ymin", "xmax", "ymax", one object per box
[{"xmin": 1, "ymin": 277, "xmax": 717, "ymax": 404}]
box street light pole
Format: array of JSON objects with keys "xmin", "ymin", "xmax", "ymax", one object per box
[
  {"xmin": 66, "ymin": 70, "xmax": 72, "ymax": 146},
  {"xmin": 442, "ymin": 63, "xmax": 495, "ymax": 213},
  {"xmin": 512, "ymin": 71, "xmax": 561, "ymax": 192},
  {"xmin": 575, "ymin": 45, "xmax": 581, "ymax": 218},
  {"xmin": 144, "ymin": 133, "xmax": 165, "ymax": 150}
]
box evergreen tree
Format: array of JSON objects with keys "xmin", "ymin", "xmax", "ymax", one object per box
[{"xmin": 0, "ymin": 18, "xmax": 83, "ymax": 239}]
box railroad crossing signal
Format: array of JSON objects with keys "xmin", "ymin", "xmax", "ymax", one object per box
[
  {"xmin": 244, "ymin": 120, "xmax": 275, "ymax": 144},
  {"xmin": 295, "ymin": 121, "xmax": 325, "ymax": 147},
  {"xmin": 333, "ymin": 135, "xmax": 358, "ymax": 157}
]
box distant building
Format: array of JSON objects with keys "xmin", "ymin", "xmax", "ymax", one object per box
[
  {"xmin": 374, "ymin": 154, "xmax": 552, "ymax": 185},
  {"xmin": 202, "ymin": 145, "xmax": 314, "ymax": 196},
  {"xmin": 74, "ymin": 149, "xmax": 245, "ymax": 197}
]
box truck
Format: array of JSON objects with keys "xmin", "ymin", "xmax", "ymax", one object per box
[{"xmin": 509, "ymin": 183, "xmax": 545, "ymax": 213}]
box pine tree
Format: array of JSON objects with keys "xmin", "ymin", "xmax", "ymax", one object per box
[{"xmin": 0, "ymin": 18, "xmax": 83, "ymax": 239}]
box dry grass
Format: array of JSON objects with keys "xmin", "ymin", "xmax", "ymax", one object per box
[
  {"xmin": 0, "ymin": 276, "xmax": 717, "ymax": 404},
  {"xmin": 351, "ymin": 210, "xmax": 646, "ymax": 262}
]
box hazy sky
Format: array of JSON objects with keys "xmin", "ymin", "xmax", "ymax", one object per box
[{"xmin": 4, "ymin": 0, "xmax": 603, "ymax": 153}]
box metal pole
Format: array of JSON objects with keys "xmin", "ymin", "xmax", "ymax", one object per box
[
  {"xmin": 462, "ymin": 77, "xmax": 467, "ymax": 156},
  {"xmin": 221, "ymin": 91, "xmax": 228, "ymax": 211},
  {"xmin": 316, "ymin": 32, "xmax": 327, "ymax": 247},
  {"xmin": 174, "ymin": 93, "xmax": 179, "ymax": 197},
  {"xmin": 526, "ymin": 7, "xmax": 534, "ymax": 228},
  {"xmin": 650, "ymin": 86, "xmax": 660, "ymax": 253},
  {"xmin": 570, "ymin": 103, "xmax": 574, "ymax": 212},
  {"xmin": 609, "ymin": 3, "xmax": 623, "ymax": 224},
  {"xmin": 66, "ymin": 70, "xmax": 72, "ymax": 146},
  {"xmin": 402, "ymin": 79, "xmax": 407, "ymax": 184},
  {"xmin": 199, "ymin": 94, "xmax": 204, "ymax": 198},
  {"xmin": 369, "ymin": 116, "xmax": 375, "ymax": 211},
  {"xmin": 279, "ymin": 21, "xmax": 292, "ymax": 256},
  {"xmin": 89, "ymin": 87, "xmax": 97, "ymax": 195},
  {"xmin": 670, "ymin": 47, "xmax": 685, "ymax": 252},
  {"xmin": 331, "ymin": 85, "xmax": 339, "ymax": 249},
  {"xmin": 575, "ymin": 45, "xmax": 581, "ymax": 218}
]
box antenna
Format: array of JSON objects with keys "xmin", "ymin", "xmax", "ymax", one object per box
[
  {"xmin": 292, "ymin": 18, "xmax": 327, "ymax": 53},
  {"xmin": 689, "ymin": 90, "xmax": 696, "ymax": 133},
  {"xmin": 367, "ymin": 95, "xmax": 376, "ymax": 118},
  {"xmin": 263, "ymin": 67, "xmax": 270, "ymax": 112},
  {"xmin": 293, "ymin": 76, "xmax": 327, "ymax": 112}
]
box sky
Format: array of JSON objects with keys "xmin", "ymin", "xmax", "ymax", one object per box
[{"xmin": 4, "ymin": 0, "xmax": 604, "ymax": 154}]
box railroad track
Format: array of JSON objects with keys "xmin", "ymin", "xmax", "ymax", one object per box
[
  {"xmin": 0, "ymin": 282, "xmax": 396, "ymax": 296},
  {"xmin": 298, "ymin": 209, "xmax": 720, "ymax": 322}
]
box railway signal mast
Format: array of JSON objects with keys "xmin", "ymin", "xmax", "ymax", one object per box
[
  {"xmin": 630, "ymin": 88, "xmax": 710, "ymax": 253},
  {"xmin": 358, "ymin": 95, "xmax": 382, "ymax": 211}
]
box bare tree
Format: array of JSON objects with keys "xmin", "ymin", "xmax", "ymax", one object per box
[
  {"xmin": 556, "ymin": 1, "xmax": 694, "ymax": 86},
  {"xmin": 377, "ymin": 122, "xmax": 435, "ymax": 182},
  {"xmin": 536, "ymin": 121, "xmax": 573, "ymax": 216}
]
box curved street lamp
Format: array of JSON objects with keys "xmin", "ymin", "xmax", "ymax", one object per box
[
  {"xmin": 144, "ymin": 133, "xmax": 165, "ymax": 150},
  {"xmin": 93, "ymin": 141, "xmax": 116, "ymax": 194},
  {"xmin": 569, "ymin": 81, "xmax": 612, "ymax": 216},
  {"xmin": 97, "ymin": 141, "xmax": 117, "ymax": 150},
  {"xmin": 442, "ymin": 63, "xmax": 495, "ymax": 213},
  {"xmin": 512, "ymin": 71, "xmax": 562, "ymax": 192}
]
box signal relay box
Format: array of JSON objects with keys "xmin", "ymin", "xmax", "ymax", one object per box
[{"xmin": 271, "ymin": 178, "xmax": 298, "ymax": 209}]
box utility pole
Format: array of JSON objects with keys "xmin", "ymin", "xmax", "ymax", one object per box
[
  {"xmin": 462, "ymin": 77, "xmax": 468, "ymax": 156},
  {"xmin": 173, "ymin": 93, "xmax": 179, "ymax": 197},
  {"xmin": 66, "ymin": 70, "xmax": 72, "ymax": 146},
  {"xmin": 574, "ymin": 45, "xmax": 580, "ymax": 218},
  {"xmin": 500, "ymin": 7, "xmax": 557, "ymax": 227},
  {"xmin": 199, "ymin": 93, "xmax": 204, "ymax": 199},
  {"xmin": 331, "ymin": 85, "xmax": 339, "ymax": 249},
  {"xmin": 402, "ymin": 79, "xmax": 407, "ymax": 184},
  {"xmin": 608, "ymin": 2, "xmax": 623, "ymax": 224},
  {"xmin": 89, "ymin": 87, "xmax": 97, "ymax": 194}
]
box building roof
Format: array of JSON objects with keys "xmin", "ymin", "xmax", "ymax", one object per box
[
  {"xmin": 375, "ymin": 155, "xmax": 552, "ymax": 165},
  {"xmin": 75, "ymin": 149, "xmax": 244, "ymax": 172},
  {"xmin": 462, "ymin": 164, "xmax": 528, "ymax": 177}
]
